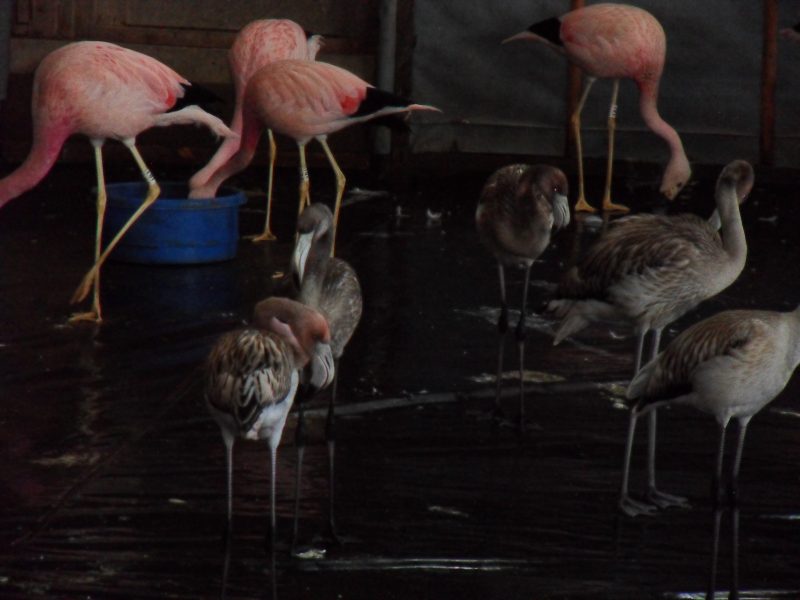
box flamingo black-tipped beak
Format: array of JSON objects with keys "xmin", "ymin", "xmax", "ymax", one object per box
[
  {"xmin": 502, "ymin": 30, "xmax": 538, "ymax": 45},
  {"xmin": 553, "ymin": 194, "xmax": 571, "ymax": 230},
  {"xmin": 308, "ymin": 342, "xmax": 335, "ymax": 393}
]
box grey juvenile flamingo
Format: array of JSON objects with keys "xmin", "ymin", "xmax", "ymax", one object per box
[
  {"xmin": 622, "ymin": 307, "xmax": 800, "ymax": 516},
  {"xmin": 548, "ymin": 160, "xmax": 753, "ymax": 514},
  {"xmin": 476, "ymin": 164, "xmax": 570, "ymax": 431},
  {"xmin": 290, "ymin": 202, "xmax": 363, "ymax": 545}
]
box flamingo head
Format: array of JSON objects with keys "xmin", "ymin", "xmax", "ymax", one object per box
[{"xmin": 660, "ymin": 153, "xmax": 692, "ymax": 200}]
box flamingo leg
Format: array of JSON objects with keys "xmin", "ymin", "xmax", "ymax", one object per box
[
  {"xmin": 729, "ymin": 417, "xmax": 751, "ymax": 506},
  {"xmin": 222, "ymin": 429, "xmax": 235, "ymax": 524},
  {"xmin": 712, "ymin": 419, "xmax": 729, "ymax": 508},
  {"xmin": 730, "ymin": 506, "xmax": 740, "ymax": 599},
  {"xmin": 69, "ymin": 140, "xmax": 107, "ymax": 323},
  {"xmin": 267, "ymin": 442, "xmax": 278, "ymax": 599},
  {"xmin": 291, "ymin": 398, "xmax": 306, "ymax": 554},
  {"xmin": 515, "ymin": 264, "xmax": 532, "ymax": 433},
  {"xmin": 618, "ymin": 406, "xmax": 658, "ymax": 517},
  {"xmin": 318, "ymin": 137, "xmax": 346, "ymax": 256},
  {"xmin": 571, "ymin": 77, "xmax": 598, "ymax": 214},
  {"xmin": 298, "ymin": 141, "xmax": 311, "ymax": 220},
  {"xmin": 251, "ymin": 129, "xmax": 278, "ymax": 243},
  {"xmin": 70, "ymin": 139, "xmax": 160, "ymax": 309},
  {"xmin": 645, "ymin": 328, "xmax": 689, "ymax": 509},
  {"xmin": 325, "ymin": 358, "xmax": 341, "ymax": 544},
  {"xmin": 707, "ymin": 505, "xmax": 723, "ymax": 600},
  {"xmin": 601, "ymin": 79, "xmax": 629, "ymax": 213},
  {"xmin": 493, "ymin": 263, "xmax": 509, "ymax": 419}
]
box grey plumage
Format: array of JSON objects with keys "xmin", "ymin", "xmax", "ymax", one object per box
[
  {"xmin": 622, "ymin": 307, "xmax": 800, "ymax": 515},
  {"xmin": 549, "ymin": 160, "xmax": 753, "ymax": 348},
  {"xmin": 205, "ymin": 328, "xmax": 296, "ymax": 435},
  {"xmin": 293, "ymin": 203, "xmax": 363, "ymax": 357},
  {"xmin": 475, "ymin": 163, "xmax": 570, "ymax": 430},
  {"xmin": 476, "ymin": 163, "xmax": 570, "ymax": 267}
]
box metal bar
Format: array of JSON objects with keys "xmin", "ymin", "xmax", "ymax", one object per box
[
  {"xmin": 374, "ymin": 0, "xmax": 399, "ymax": 156},
  {"xmin": 565, "ymin": 0, "xmax": 585, "ymax": 157},
  {"xmin": 760, "ymin": 0, "xmax": 778, "ymax": 166}
]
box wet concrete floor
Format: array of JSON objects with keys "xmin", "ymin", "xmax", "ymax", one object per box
[{"xmin": 1, "ymin": 160, "xmax": 800, "ymax": 599}]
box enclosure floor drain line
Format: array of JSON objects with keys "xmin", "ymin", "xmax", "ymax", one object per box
[{"xmin": 302, "ymin": 379, "xmax": 629, "ymax": 419}]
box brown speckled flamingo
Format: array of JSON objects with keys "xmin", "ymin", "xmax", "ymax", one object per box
[
  {"xmin": 476, "ymin": 164, "xmax": 570, "ymax": 431},
  {"xmin": 505, "ymin": 3, "xmax": 691, "ymax": 213},
  {"xmin": 204, "ymin": 297, "xmax": 334, "ymax": 543},
  {"xmin": 189, "ymin": 19, "xmax": 322, "ymax": 242},
  {"xmin": 188, "ymin": 59, "xmax": 439, "ymax": 254},
  {"xmin": 548, "ymin": 160, "xmax": 753, "ymax": 514},
  {"xmin": 622, "ymin": 307, "xmax": 800, "ymax": 516},
  {"xmin": 0, "ymin": 41, "xmax": 235, "ymax": 322}
]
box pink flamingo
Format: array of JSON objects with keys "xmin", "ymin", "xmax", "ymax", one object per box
[
  {"xmin": 188, "ymin": 58, "xmax": 439, "ymax": 254},
  {"xmin": 189, "ymin": 19, "xmax": 323, "ymax": 242},
  {"xmin": 0, "ymin": 41, "xmax": 236, "ymax": 322},
  {"xmin": 505, "ymin": 2, "xmax": 691, "ymax": 213}
]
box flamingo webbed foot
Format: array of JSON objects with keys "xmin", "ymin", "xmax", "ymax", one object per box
[
  {"xmin": 574, "ymin": 196, "xmax": 598, "ymax": 213},
  {"xmin": 249, "ymin": 231, "xmax": 278, "ymax": 243},
  {"xmin": 68, "ymin": 309, "xmax": 101, "ymax": 324},
  {"xmin": 618, "ymin": 495, "xmax": 659, "ymax": 517},
  {"xmin": 602, "ymin": 199, "xmax": 630, "ymax": 213},
  {"xmin": 646, "ymin": 487, "xmax": 690, "ymax": 510}
]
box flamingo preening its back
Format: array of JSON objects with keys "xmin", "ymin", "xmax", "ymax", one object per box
[
  {"xmin": 623, "ymin": 307, "xmax": 800, "ymax": 515},
  {"xmin": 188, "ymin": 58, "xmax": 440, "ymax": 254},
  {"xmin": 505, "ymin": 2, "xmax": 691, "ymax": 213},
  {"xmin": 548, "ymin": 159, "xmax": 753, "ymax": 515},
  {"xmin": 0, "ymin": 41, "xmax": 236, "ymax": 322},
  {"xmin": 189, "ymin": 19, "xmax": 323, "ymax": 242}
]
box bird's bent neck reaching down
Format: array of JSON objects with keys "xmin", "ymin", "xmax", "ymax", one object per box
[
  {"xmin": 0, "ymin": 125, "xmax": 69, "ymax": 208},
  {"xmin": 637, "ymin": 80, "xmax": 691, "ymax": 198}
]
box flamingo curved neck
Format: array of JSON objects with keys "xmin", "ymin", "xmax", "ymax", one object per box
[
  {"xmin": 637, "ymin": 83, "xmax": 687, "ymax": 167},
  {"xmin": 0, "ymin": 130, "xmax": 68, "ymax": 208},
  {"xmin": 302, "ymin": 232, "xmax": 333, "ymax": 286},
  {"xmin": 716, "ymin": 183, "xmax": 747, "ymax": 268}
]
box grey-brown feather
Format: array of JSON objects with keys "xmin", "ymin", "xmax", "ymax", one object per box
[
  {"xmin": 476, "ymin": 164, "xmax": 566, "ymax": 266},
  {"xmin": 555, "ymin": 213, "xmax": 730, "ymax": 328},
  {"xmin": 632, "ymin": 310, "xmax": 785, "ymax": 407},
  {"xmin": 299, "ymin": 257, "xmax": 362, "ymax": 358},
  {"xmin": 205, "ymin": 329, "xmax": 296, "ymax": 433}
]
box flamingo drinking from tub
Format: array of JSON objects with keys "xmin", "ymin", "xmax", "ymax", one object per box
[
  {"xmin": 189, "ymin": 19, "xmax": 322, "ymax": 242},
  {"xmin": 0, "ymin": 41, "xmax": 236, "ymax": 322},
  {"xmin": 188, "ymin": 59, "xmax": 439, "ymax": 254}
]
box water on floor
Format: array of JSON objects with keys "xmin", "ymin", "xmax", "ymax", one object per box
[{"xmin": 1, "ymin": 161, "xmax": 800, "ymax": 599}]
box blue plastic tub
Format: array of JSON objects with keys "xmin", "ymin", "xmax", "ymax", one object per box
[{"xmin": 103, "ymin": 182, "xmax": 246, "ymax": 264}]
